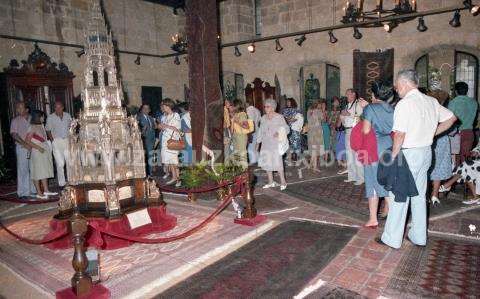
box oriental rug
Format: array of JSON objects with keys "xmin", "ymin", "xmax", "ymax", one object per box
[
  {"xmin": 385, "ymin": 236, "xmax": 480, "ymax": 298},
  {"xmin": 284, "ymin": 177, "xmax": 471, "ymax": 222},
  {"xmin": 429, "ymin": 206, "xmax": 480, "ymax": 238},
  {"xmin": 158, "ymin": 221, "xmax": 358, "ymax": 299},
  {"xmin": 0, "ymin": 201, "xmax": 270, "ymax": 298}
]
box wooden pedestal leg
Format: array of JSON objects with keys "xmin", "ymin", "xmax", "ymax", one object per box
[
  {"xmin": 69, "ymin": 211, "xmax": 92, "ymax": 297},
  {"xmin": 242, "ymin": 172, "xmax": 257, "ymax": 219}
]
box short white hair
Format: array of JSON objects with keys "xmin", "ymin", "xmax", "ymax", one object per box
[
  {"xmin": 397, "ymin": 69, "xmax": 419, "ymax": 86},
  {"xmin": 264, "ymin": 98, "xmax": 277, "ymax": 110}
]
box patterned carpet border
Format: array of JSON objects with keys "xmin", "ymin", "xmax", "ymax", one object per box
[{"xmin": 385, "ymin": 236, "xmax": 480, "ymax": 298}]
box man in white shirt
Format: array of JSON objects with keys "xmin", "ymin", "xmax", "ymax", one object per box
[
  {"xmin": 340, "ymin": 89, "xmax": 364, "ymax": 185},
  {"xmin": 246, "ymin": 100, "xmax": 261, "ymax": 165},
  {"xmin": 46, "ymin": 101, "xmax": 72, "ymax": 187},
  {"xmin": 378, "ymin": 69, "xmax": 456, "ymax": 249}
]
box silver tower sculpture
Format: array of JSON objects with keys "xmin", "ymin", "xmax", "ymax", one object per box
[{"xmin": 57, "ymin": 0, "xmax": 162, "ymax": 219}]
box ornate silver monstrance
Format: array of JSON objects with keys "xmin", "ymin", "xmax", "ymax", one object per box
[{"xmin": 56, "ymin": 0, "xmax": 162, "ymax": 219}]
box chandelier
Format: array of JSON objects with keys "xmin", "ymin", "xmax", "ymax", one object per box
[
  {"xmin": 171, "ymin": 33, "xmax": 187, "ymax": 53},
  {"xmin": 342, "ymin": 0, "xmax": 417, "ymax": 27}
]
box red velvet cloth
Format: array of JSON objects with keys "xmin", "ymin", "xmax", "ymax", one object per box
[
  {"xmin": 56, "ymin": 284, "xmax": 110, "ymax": 299},
  {"xmin": 45, "ymin": 206, "xmax": 177, "ymax": 250},
  {"xmin": 234, "ymin": 214, "xmax": 267, "ymax": 226},
  {"xmin": 350, "ymin": 120, "xmax": 379, "ymax": 165}
]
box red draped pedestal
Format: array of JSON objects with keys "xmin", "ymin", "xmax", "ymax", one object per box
[
  {"xmin": 44, "ymin": 206, "xmax": 177, "ymax": 250},
  {"xmin": 56, "ymin": 284, "xmax": 110, "ymax": 299}
]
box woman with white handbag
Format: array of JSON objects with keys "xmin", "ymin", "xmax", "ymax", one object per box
[
  {"xmin": 256, "ymin": 99, "xmax": 290, "ymax": 191},
  {"xmin": 24, "ymin": 110, "xmax": 57, "ymax": 199}
]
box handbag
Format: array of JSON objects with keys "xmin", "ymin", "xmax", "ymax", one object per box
[{"xmin": 167, "ymin": 131, "xmax": 185, "ymax": 151}]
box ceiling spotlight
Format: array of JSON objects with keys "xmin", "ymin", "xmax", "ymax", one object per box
[
  {"xmin": 134, "ymin": 55, "xmax": 141, "ymax": 65},
  {"xmin": 295, "ymin": 34, "xmax": 306, "ymax": 46},
  {"xmin": 234, "ymin": 46, "xmax": 242, "ymax": 57},
  {"xmin": 174, "ymin": 55, "xmax": 180, "ymax": 65},
  {"xmin": 353, "ymin": 27, "xmax": 362, "ymax": 39},
  {"xmin": 247, "ymin": 43, "xmax": 255, "ymax": 53},
  {"xmin": 76, "ymin": 49, "xmax": 85, "ymax": 57},
  {"xmin": 417, "ymin": 17, "xmax": 428, "ymax": 32},
  {"xmin": 449, "ymin": 10, "xmax": 461, "ymax": 27},
  {"xmin": 383, "ymin": 21, "xmax": 397, "ymax": 33},
  {"xmin": 275, "ymin": 39, "xmax": 283, "ymax": 51},
  {"xmin": 463, "ymin": 0, "xmax": 472, "ymax": 8},
  {"xmin": 471, "ymin": 5, "xmax": 479, "ymax": 16},
  {"xmin": 328, "ymin": 30, "xmax": 338, "ymax": 43}
]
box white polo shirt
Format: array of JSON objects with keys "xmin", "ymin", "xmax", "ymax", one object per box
[
  {"xmin": 46, "ymin": 112, "xmax": 72, "ymax": 139},
  {"xmin": 393, "ymin": 89, "xmax": 454, "ymax": 148}
]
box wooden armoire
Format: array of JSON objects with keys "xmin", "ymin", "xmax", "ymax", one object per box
[{"xmin": 0, "ymin": 43, "xmax": 74, "ymax": 160}]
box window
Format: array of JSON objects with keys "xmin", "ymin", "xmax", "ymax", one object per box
[
  {"xmin": 415, "ymin": 54, "xmax": 429, "ymax": 90},
  {"xmin": 104, "ymin": 70, "xmax": 109, "ymax": 86},
  {"xmin": 92, "ymin": 70, "xmax": 99, "ymax": 87},
  {"xmin": 254, "ymin": 0, "xmax": 262, "ymax": 36},
  {"xmin": 455, "ymin": 51, "xmax": 478, "ymax": 99}
]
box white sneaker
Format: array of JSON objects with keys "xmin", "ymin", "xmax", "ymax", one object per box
[
  {"xmin": 439, "ymin": 185, "xmax": 451, "ymax": 193},
  {"xmin": 462, "ymin": 198, "xmax": 479, "ymax": 205},
  {"xmin": 338, "ymin": 169, "xmax": 348, "ymax": 175},
  {"xmin": 162, "ymin": 173, "xmax": 170, "ymax": 180},
  {"xmin": 354, "ymin": 181, "xmax": 364, "ymax": 186},
  {"xmin": 431, "ymin": 196, "xmax": 440, "ymax": 205},
  {"xmin": 36, "ymin": 194, "xmax": 48, "ymax": 200},
  {"xmin": 262, "ymin": 182, "xmax": 279, "ymax": 189},
  {"xmin": 175, "ymin": 181, "xmax": 182, "ymax": 188},
  {"xmin": 280, "ymin": 184, "xmax": 287, "ymax": 191},
  {"xmin": 44, "ymin": 191, "xmax": 58, "ymax": 196}
]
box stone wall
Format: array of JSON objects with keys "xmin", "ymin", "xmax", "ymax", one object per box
[
  {"xmin": 219, "ymin": 0, "xmax": 480, "ymax": 102},
  {"xmin": 0, "ymin": 0, "xmax": 188, "ymax": 107}
]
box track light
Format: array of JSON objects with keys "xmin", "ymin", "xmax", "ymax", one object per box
[
  {"xmin": 353, "ymin": 27, "xmax": 362, "ymax": 39},
  {"xmin": 247, "ymin": 43, "xmax": 255, "ymax": 53},
  {"xmin": 328, "ymin": 30, "xmax": 338, "ymax": 44},
  {"xmin": 134, "ymin": 55, "xmax": 141, "ymax": 65},
  {"xmin": 234, "ymin": 46, "xmax": 242, "ymax": 57},
  {"xmin": 76, "ymin": 49, "xmax": 85, "ymax": 57},
  {"xmin": 275, "ymin": 39, "xmax": 283, "ymax": 51},
  {"xmin": 383, "ymin": 22, "xmax": 397, "ymax": 33},
  {"xmin": 295, "ymin": 35, "xmax": 306, "ymax": 46},
  {"xmin": 174, "ymin": 55, "xmax": 180, "ymax": 65},
  {"xmin": 472, "ymin": 5, "xmax": 479, "ymax": 16},
  {"xmin": 417, "ymin": 17, "xmax": 428, "ymax": 32},
  {"xmin": 449, "ymin": 10, "xmax": 461, "ymax": 27}
]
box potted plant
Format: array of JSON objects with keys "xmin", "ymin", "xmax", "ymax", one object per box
[{"xmin": 180, "ymin": 163, "xmax": 208, "ymax": 202}]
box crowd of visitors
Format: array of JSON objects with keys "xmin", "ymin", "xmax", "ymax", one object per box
[{"xmin": 9, "ymin": 69, "xmax": 479, "ymax": 249}]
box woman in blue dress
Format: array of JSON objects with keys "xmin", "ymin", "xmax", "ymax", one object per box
[
  {"xmin": 282, "ymin": 98, "xmax": 302, "ymax": 162},
  {"xmin": 319, "ymin": 99, "xmax": 331, "ymax": 163},
  {"xmin": 360, "ymin": 81, "xmax": 394, "ymax": 228},
  {"xmin": 428, "ymin": 90, "xmax": 452, "ymax": 205}
]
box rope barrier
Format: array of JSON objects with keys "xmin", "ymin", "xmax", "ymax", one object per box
[
  {"xmin": 0, "ymin": 172, "xmax": 248, "ymax": 246},
  {"xmin": 88, "ymin": 197, "xmax": 232, "ymax": 244},
  {"xmin": 158, "ymin": 174, "xmax": 246, "ymax": 194},
  {"xmin": 0, "ymin": 218, "xmax": 68, "ymax": 244}
]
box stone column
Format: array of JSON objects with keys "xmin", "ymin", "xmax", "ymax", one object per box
[{"xmin": 185, "ymin": 0, "xmax": 224, "ymax": 161}]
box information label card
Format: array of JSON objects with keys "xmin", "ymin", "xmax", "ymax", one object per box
[{"xmin": 126, "ymin": 208, "xmax": 152, "ymax": 229}]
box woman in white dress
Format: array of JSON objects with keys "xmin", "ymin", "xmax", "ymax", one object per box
[
  {"xmin": 24, "ymin": 110, "xmax": 57, "ymax": 199},
  {"xmin": 157, "ymin": 98, "xmax": 182, "ymax": 187},
  {"xmin": 256, "ymin": 99, "xmax": 290, "ymax": 191}
]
